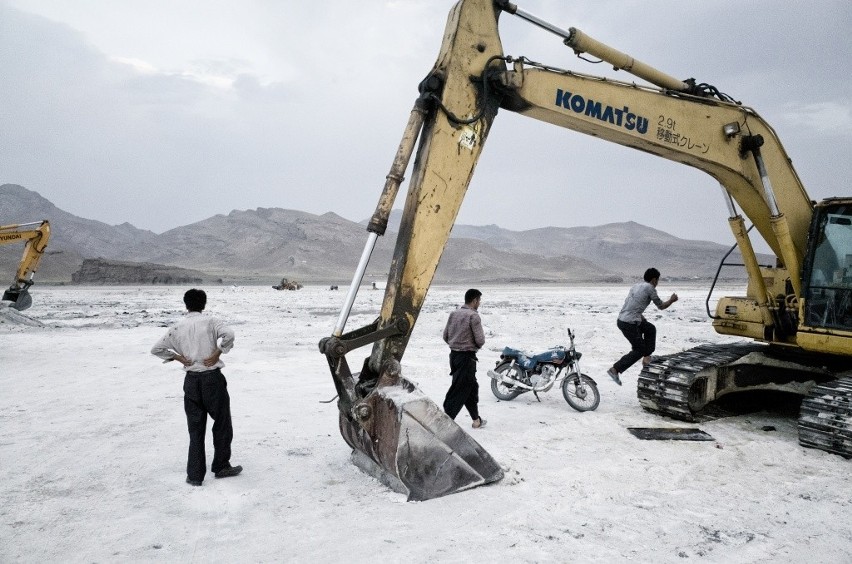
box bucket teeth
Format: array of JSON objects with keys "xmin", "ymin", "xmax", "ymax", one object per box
[{"xmin": 340, "ymin": 375, "xmax": 503, "ymax": 501}]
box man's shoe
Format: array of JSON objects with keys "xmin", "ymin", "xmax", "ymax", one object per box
[
  {"xmin": 186, "ymin": 478, "xmax": 203, "ymax": 486},
  {"xmin": 643, "ymin": 355, "xmax": 661, "ymax": 366},
  {"xmin": 214, "ymin": 464, "xmax": 243, "ymax": 479},
  {"xmin": 607, "ymin": 367, "xmax": 622, "ymax": 386},
  {"xmin": 472, "ymin": 418, "xmax": 487, "ymax": 429}
]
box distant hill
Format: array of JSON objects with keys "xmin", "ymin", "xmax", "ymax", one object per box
[
  {"xmin": 451, "ymin": 222, "xmax": 740, "ymax": 280},
  {"xmin": 1, "ymin": 183, "xmax": 760, "ymax": 285},
  {"xmin": 366, "ymin": 209, "xmax": 765, "ymax": 280},
  {"xmin": 0, "ymin": 184, "xmax": 161, "ymax": 258}
]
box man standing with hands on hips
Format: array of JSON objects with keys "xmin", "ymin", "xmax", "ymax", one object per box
[
  {"xmin": 443, "ymin": 288, "xmax": 487, "ymax": 429},
  {"xmin": 608, "ymin": 268, "xmax": 678, "ymax": 386},
  {"xmin": 152, "ymin": 288, "xmax": 242, "ymax": 486}
]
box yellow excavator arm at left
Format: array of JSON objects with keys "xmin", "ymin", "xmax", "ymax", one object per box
[{"xmin": 1, "ymin": 220, "xmax": 51, "ymax": 311}]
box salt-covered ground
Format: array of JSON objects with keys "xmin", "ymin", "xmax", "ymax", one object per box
[{"xmin": 1, "ymin": 283, "xmax": 850, "ymax": 563}]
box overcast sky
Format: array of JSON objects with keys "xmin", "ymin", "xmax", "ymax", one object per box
[{"xmin": 2, "ymin": 1, "xmax": 850, "ymax": 248}]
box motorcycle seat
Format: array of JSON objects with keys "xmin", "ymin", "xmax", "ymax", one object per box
[
  {"xmin": 501, "ymin": 346, "xmax": 566, "ymax": 371},
  {"xmin": 528, "ymin": 348, "xmax": 566, "ymax": 365},
  {"xmin": 501, "ymin": 346, "xmax": 525, "ymax": 357},
  {"xmin": 501, "ymin": 347, "xmax": 534, "ymax": 370}
]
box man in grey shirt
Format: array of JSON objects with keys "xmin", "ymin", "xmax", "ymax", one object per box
[
  {"xmin": 442, "ymin": 288, "xmax": 487, "ymax": 428},
  {"xmin": 607, "ymin": 268, "xmax": 678, "ymax": 385},
  {"xmin": 152, "ymin": 288, "xmax": 242, "ymax": 485}
]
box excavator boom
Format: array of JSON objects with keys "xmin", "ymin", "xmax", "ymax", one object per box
[
  {"xmin": 1, "ymin": 220, "xmax": 51, "ymax": 311},
  {"xmin": 320, "ymin": 0, "xmax": 508, "ymax": 501}
]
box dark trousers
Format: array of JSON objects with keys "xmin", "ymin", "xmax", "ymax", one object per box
[
  {"xmin": 614, "ymin": 319, "xmax": 657, "ymax": 374},
  {"xmin": 183, "ymin": 369, "xmax": 233, "ymax": 481},
  {"xmin": 443, "ymin": 350, "xmax": 480, "ymax": 421}
]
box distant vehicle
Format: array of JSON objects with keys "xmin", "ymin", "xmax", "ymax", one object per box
[{"xmin": 272, "ymin": 277, "xmax": 302, "ymax": 290}]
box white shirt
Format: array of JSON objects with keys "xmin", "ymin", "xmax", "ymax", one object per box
[{"xmin": 151, "ymin": 311, "xmax": 235, "ymax": 372}]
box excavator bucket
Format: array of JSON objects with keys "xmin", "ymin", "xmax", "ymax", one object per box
[
  {"xmin": 3, "ymin": 288, "xmax": 32, "ymax": 311},
  {"xmin": 332, "ymin": 357, "xmax": 503, "ymax": 502}
]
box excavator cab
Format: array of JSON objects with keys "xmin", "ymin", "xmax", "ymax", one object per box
[{"xmin": 801, "ymin": 199, "xmax": 852, "ymax": 333}]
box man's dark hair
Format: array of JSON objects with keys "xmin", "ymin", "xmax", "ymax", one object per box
[
  {"xmin": 644, "ymin": 268, "xmax": 661, "ymax": 282},
  {"xmin": 184, "ymin": 288, "xmax": 207, "ymax": 312},
  {"xmin": 464, "ymin": 288, "xmax": 482, "ymax": 304}
]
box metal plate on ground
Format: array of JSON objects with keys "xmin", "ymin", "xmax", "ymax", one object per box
[{"xmin": 628, "ymin": 427, "xmax": 715, "ymax": 441}]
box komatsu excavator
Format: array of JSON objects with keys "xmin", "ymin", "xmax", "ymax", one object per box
[
  {"xmin": 319, "ymin": 0, "xmax": 852, "ymax": 500},
  {"xmin": 1, "ymin": 220, "xmax": 51, "ymax": 311}
]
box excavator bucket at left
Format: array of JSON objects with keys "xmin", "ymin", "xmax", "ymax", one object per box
[
  {"xmin": 3, "ymin": 287, "xmax": 32, "ymax": 311},
  {"xmin": 324, "ymin": 349, "xmax": 503, "ymax": 502}
]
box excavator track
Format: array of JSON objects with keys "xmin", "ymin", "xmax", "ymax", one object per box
[
  {"xmin": 639, "ymin": 343, "xmax": 852, "ymax": 457},
  {"xmin": 798, "ymin": 376, "xmax": 852, "ymax": 458},
  {"xmin": 637, "ymin": 343, "xmax": 766, "ymax": 421}
]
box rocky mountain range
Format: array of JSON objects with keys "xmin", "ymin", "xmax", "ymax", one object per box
[{"xmin": 0, "ymin": 183, "xmax": 761, "ymax": 285}]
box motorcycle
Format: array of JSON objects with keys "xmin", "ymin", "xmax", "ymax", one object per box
[{"xmin": 486, "ymin": 328, "xmax": 600, "ymax": 411}]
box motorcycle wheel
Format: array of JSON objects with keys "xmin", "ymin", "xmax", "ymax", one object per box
[
  {"xmin": 491, "ymin": 361, "xmax": 523, "ymax": 401},
  {"xmin": 562, "ymin": 373, "xmax": 600, "ymax": 412}
]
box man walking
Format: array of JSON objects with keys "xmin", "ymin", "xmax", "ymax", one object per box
[
  {"xmin": 443, "ymin": 288, "xmax": 487, "ymax": 429},
  {"xmin": 152, "ymin": 288, "xmax": 242, "ymax": 486},
  {"xmin": 608, "ymin": 268, "xmax": 678, "ymax": 385}
]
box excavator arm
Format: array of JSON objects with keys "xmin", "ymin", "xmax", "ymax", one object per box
[
  {"xmin": 319, "ymin": 0, "xmax": 507, "ymax": 501},
  {"xmin": 320, "ymin": 0, "xmax": 849, "ymax": 498},
  {"xmin": 1, "ymin": 220, "xmax": 51, "ymax": 311}
]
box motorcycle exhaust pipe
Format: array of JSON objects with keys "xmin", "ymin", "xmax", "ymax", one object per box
[{"xmin": 486, "ymin": 369, "xmax": 535, "ymax": 390}]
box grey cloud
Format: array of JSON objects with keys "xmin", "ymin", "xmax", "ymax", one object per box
[{"xmin": 2, "ymin": 0, "xmax": 851, "ymax": 249}]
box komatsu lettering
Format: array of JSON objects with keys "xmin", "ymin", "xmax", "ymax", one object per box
[{"xmin": 555, "ymin": 89, "xmax": 649, "ymax": 135}]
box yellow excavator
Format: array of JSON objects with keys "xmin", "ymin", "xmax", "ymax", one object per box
[
  {"xmin": 319, "ymin": 0, "xmax": 852, "ymax": 500},
  {"xmin": 1, "ymin": 220, "xmax": 51, "ymax": 311}
]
